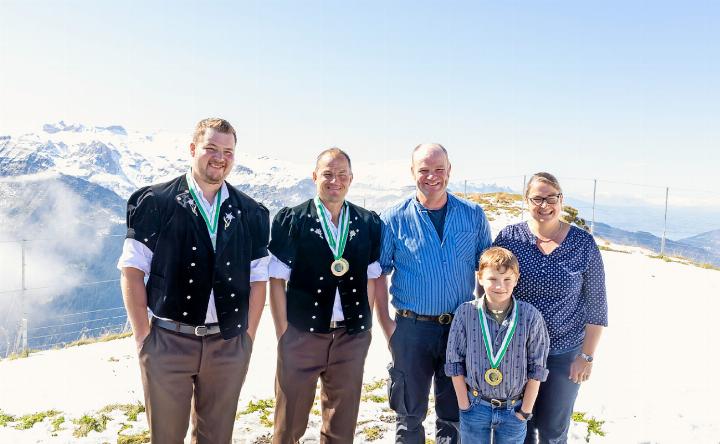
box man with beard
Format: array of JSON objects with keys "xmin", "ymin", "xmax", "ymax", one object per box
[
  {"xmin": 118, "ymin": 118, "xmax": 269, "ymax": 444},
  {"xmin": 268, "ymin": 148, "xmax": 381, "ymax": 443}
]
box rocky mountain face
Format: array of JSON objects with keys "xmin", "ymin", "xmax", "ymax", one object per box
[{"xmin": 1, "ymin": 122, "xmax": 718, "ymax": 356}]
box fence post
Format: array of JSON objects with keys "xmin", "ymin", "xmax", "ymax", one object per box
[
  {"xmin": 21, "ymin": 240, "xmax": 28, "ymax": 355},
  {"xmin": 520, "ymin": 175, "xmax": 527, "ymax": 221},
  {"xmin": 591, "ymin": 179, "xmax": 597, "ymax": 234},
  {"xmin": 464, "ymin": 180, "xmax": 467, "ymax": 199},
  {"xmin": 660, "ymin": 187, "xmax": 669, "ymax": 256}
]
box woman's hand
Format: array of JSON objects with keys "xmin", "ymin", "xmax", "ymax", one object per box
[{"xmin": 569, "ymin": 355, "xmax": 592, "ymax": 384}]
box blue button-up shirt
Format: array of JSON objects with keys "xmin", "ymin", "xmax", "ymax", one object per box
[
  {"xmin": 379, "ymin": 193, "xmax": 492, "ymax": 315},
  {"xmin": 493, "ymin": 222, "xmax": 608, "ymax": 354},
  {"xmin": 445, "ymin": 297, "xmax": 550, "ymax": 399}
]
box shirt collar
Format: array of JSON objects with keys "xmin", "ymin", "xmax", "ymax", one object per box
[
  {"xmin": 186, "ymin": 169, "xmax": 228, "ymax": 207},
  {"xmin": 412, "ymin": 191, "xmax": 455, "ymax": 212},
  {"xmin": 480, "ymin": 295, "xmax": 516, "ymax": 326}
]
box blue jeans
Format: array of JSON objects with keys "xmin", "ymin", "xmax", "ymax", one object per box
[
  {"xmin": 460, "ymin": 391, "xmax": 527, "ymax": 444},
  {"xmin": 525, "ymin": 347, "xmax": 582, "ymax": 444},
  {"xmin": 387, "ymin": 315, "xmax": 459, "ymax": 443}
]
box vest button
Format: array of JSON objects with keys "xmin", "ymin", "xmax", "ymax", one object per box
[
  {"xmin": 189, "ymin": 279, "xmax": 193, "ymax": 283},
  {"xmin": 319, "ymin": 277, "xmax": 324, "ymax": 280},
  {"xmin": 226, "ymin": 261, "xmax": 230, "ymax": 266},
  {"xmin": 315, "ymin": 302, "xmax": 319, "ymax": 306},
  {"xmin": 192, "ymin": 246, "xmax": 197, "ymax": 251},
  {"xmin": 191, "ymin": 263, "xmax": 195, "ymax": 267},
  {"xmin": 317, "ymin": 289, "xmax": 321, "ymax": 293},
  {"xmin": 235, "ymin": 308, "xmax": 239, "ymax": 312},
  {"xmin": 187, "ymin": 295, "xmax": 191, "ymax": 300},
  {"xmin": 230, "ymin": 293, "xmax": 235, "ymax": 298},
  {"xmin": 310, "ymin": 328, "xmax": 314, "ymax": 332},
  {"xmin": 228, "ymin": 277, "xmax": 232, "ymax": 281},
  {"xmin": 183, "ymin": 312, "xmax": 187, "ymax": 316},
  {"xmin": 350, "ymin": 277, "xmax": 354, "ymax": 281},
  {"xmin": 312, "ymin": 316, "xmax": 316, "ymax": 319}
]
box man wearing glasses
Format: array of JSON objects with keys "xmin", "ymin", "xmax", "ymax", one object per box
[{"xmin": 375, "ymin": 143, "xmax": 492, "ymax": 443}]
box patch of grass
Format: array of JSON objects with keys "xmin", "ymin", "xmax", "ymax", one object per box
[
  {"xmin": 238, "ymin": 399, "xmax": 275, "ymax": 427},
  {"xmin": 51, "ymin": 415, "xmax": 65, "ymax": 432},
  {"xmin": 361, "ymin": 425, "xmax": 384, "ymax": 441},
  {"xmin": 252, "ymin": 434, "xmax": 273, "ymax": 444},
  {"xmin": 14, "ymin": 410, "xmax": 61, "ymax": 430},
  {"xmin": 361, "ymin": 393, "xmax": 388, "ymax": 403},
  {"xmin": 0, "ymin": 411, "xmax": 16, "ymax": 427},
  {"xmin": 72, "ymin": 413, "xmax": 111, "ymax": 437},
  {"xmin": 425, "ymin": 439, "xmax": 436, "ymax": 444},
  {"xmin": 310, "ymin": 408, "xmax": 320, "ymax": 416},
  {"xmin": 6, "ymin": 349, "xmax": 36, "ymax": 360},
  {"xmin": 65, "ymin": 331, "xmax": 132, "ymax": 348},
  {"xmin": 100, "ymin": 402, "xmax": 145, "ymax": 421},
  {"xmin": 572, "ymin": 411, "xmax": 606, "ymax": 442},
  {"xmin": 699, "ymin": 262, "xmax": 720, "ymax": 271},
  {"xmin": 117, "ymin": 429, "xmax": 151, "ymax": 444},
  {"xmin": 598, "ymin": 245, "xmax": 630, "ymax": 254},
  {"xmin": 362, "ymin": 379, "xmax": 385, "ymax": 392}
]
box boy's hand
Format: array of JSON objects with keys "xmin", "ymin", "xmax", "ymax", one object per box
[
  {"xmin": 515, "ymin": 411, "xmax": 527, "ymax": 421},
  {"xmin": 458, "ymin": 397, "xmax": 471, "ymax": 411}
]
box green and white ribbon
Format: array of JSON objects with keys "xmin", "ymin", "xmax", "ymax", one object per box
[
  {"xmin": 187, "ymin": 172, "xmax": 222, "ymax": 235},
  {"xmin": 478, "ymin": 298, "xmax": 519, "ymax": 369},
  {"xmin": 314, "ymin": 197, "xmax": 350, "ymax": 260}
]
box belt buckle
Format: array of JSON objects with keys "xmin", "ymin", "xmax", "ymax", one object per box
[
  {"xmin": 438, "ymin": 313, "xmax": 452, "ymax": 325},
  {"xmin": 194, "ymin": 325, "xmax": 208, "ymax": 336},
  {"xmin": 490, "ymin": 399, "xmax": 502, "ymax": 408}
]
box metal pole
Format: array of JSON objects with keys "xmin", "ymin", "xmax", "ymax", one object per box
[
  {"xmin": 21, "ymin": 240, "xmax": 28, "ymax": 354},
  {"xmin": 660, "ymin": 187, "xmax": 669, "ymax": 256},
  {"xmin": 591, "ymin": 179, "xmax": 597, "ymax": 234},
  {"xmin": 520, "ymin": 175, "xmax": 527, "ymax": 221},
  {"xmin": 464, "ymin": 180, "xmax": 467, "ymax": 199}
]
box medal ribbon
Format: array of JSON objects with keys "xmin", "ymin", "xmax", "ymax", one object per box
[
  {"xmin": 314, "ymin": 197, "xmax": 349, "ymax": 260},
  {"xmin": 478, "ymin": 298, "xmax": 519, "ymax": 369},
  {"xmin": 187, "ymin": 173, "xmax": 223, "ymax": 235}
]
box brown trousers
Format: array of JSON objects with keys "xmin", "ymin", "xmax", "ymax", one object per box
[
  {"xmin": 273, "ymin": 323, "xmax": 372, "ymax": 444},
  {"xmin": 138, "ymin": 325, "xmax": 253, "ymax": 444}
]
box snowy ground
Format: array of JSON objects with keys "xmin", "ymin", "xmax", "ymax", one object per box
[{"xmin": 1, "ymin": 248, "xmax": 719, "ymax": 443}]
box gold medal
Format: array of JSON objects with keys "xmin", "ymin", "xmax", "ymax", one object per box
[
  {"xmin": 331, "ymin": 258, "xmax": 350, "ymax": 276},
  {"xmin": 484, "ymin": 368, "xmax": 503, "ymax": 386}
]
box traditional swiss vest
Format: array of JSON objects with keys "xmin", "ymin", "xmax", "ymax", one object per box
[
  {"xmin": 269, "ymin": 199, "xmax": 381, "ymax": 335},
  {"xmin": 125, "ymin": 175, "xmax": 269, "ymax": 339}
]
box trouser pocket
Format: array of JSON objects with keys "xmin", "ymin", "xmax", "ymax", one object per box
[{"xmin": 387, "ymin": 364, "xmax": 408, "ymax": 415}]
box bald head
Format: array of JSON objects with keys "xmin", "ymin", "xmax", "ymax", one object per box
[{"xmin": 411, "ymin": 143, "xmax": 449, "ymax": 165}]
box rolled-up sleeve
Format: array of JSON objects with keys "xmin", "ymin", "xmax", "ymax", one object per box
[
  {"xmin": 269, "ymin": 254, "xmax": 292, "ymax": 281},
  {"xmin": 116, "ymin": 238, "xmax": 153, "ymax": 275},
  {"xmin": 526, "ymin": 308, "xmax": 550, "ymax": 382},
  {"xmin": 250, "ymin": 255, "xmax": 270, "ymax": 282},
  {"xmin": 249, "ymin": 204, "xmax": 271, "ymax": 261},
  {"xmin": 444, "ymin": 305, "xmax": 468, "ymax": 377},
  {"xmin": 583, "ymin": 242, "xmax": 608, "ymax": 326},
  {"xmin": 379, "ymin": 215, "xmax": 395, "ymax": 275}
]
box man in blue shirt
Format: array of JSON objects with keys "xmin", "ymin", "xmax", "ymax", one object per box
[{"xmin": 376, "ymin": 143, "xmax": 492, "ymax": 443}]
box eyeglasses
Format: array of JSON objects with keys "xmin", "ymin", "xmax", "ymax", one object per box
[{"xmin": 528, "ymin": 194, "xmax": 562, "ymax": 206}]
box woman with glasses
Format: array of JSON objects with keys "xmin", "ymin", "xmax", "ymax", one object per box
[{"xmin": 493, "ymin": 172, "xmax": 608, "ymax": 444}]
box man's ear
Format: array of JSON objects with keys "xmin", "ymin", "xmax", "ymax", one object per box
[{"xmin": 190, "ymin": 143, "xmax": 196, "ymax": 157}]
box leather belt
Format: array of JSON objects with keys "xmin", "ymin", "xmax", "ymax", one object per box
[
  {"xmin": 329, "ymin": 320, "xmax": 346, "ymax": 329},
  {"xmin": 467, "ymin": 384, "xmax": 523, "ymax": 408},
  {"xmin": 397, "ymin": 309, "xmax": 453, "ymax": 325},
  {"xmin": 152, "ymin": 317, "xmax": 221, "ymax": 336}
]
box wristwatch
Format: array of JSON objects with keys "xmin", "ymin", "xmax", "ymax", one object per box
[
  {"xmin": 518, "ymin": 409, "xmax": 533, "ymax": 421},
  {"xmin": 579, "ymin": 353, "xmax": 594, "ymax": 363}
]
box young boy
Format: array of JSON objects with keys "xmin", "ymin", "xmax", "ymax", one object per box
[{"xmin": 445, "ymin": 247, "xmax": 550, "ymax": 443}]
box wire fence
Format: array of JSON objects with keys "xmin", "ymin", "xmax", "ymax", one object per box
[{"xmin": 1, "ymin": 175, "xmax": 718, "ymax": 357}]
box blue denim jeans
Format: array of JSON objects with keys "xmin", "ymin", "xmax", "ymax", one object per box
[
  {"xmin": 524, "ymin": 347, "xmax": 582, "ymax": 444},
  {"xmin": 387, "ymin": 315, "xmax": 459, "ymax": 443},
  {"xmin": 460, "ymin": 391, "xmax": 527, "ymax": 444}
]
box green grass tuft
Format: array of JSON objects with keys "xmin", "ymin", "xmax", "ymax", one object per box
[
  {"xmin": 99, "ymin": 402, "xmax": 145, "ymax": 421},
  {"xmin": 14, "ymin": 410, "xmax": 61, "ymax": 430},
  {"xmin": 117, "ymin": 429, "xmax": 151, "ymax": 444},
  {"xmin": 238, "ymin": 399, "xmax": 275, "ymax": 427},
  {"xmin": 572, "ymin": 411, "xmax": 606, "ymax": 442},
  {"xmin": 361, "ymin": 425, "xmax": 384, "ymax": 441},
  {"xmin": 0, "ymin": 411, "xmax": 16, "ymax": 427},
  {"xmin": 72, "ymin": 413, "xmax": 111, "ymax": 437}
]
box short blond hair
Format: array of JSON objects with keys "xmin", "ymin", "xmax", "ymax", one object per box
[
  {"xmin": 525, "ymin": 172, "xmax": 562, "ymax": 198},
  {"xmin": 477, "ymin": 247, "xmax": 520, "ymax": 277},
  {"xmin": 192, "ymin": 118, "xmax": 237, "ymax": 145}
]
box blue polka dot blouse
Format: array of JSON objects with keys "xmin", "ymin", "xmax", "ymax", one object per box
[{"xmin": 493, "ymin": 222, "xmax": 608, "ymax": 354}]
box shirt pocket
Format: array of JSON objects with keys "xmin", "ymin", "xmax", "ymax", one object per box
[{"xmin": 454, "ymin": 231, "xmax": 477, "ymax": 264}]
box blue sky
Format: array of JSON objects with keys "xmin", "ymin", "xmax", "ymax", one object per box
[{"xmin": 1, "ymin": 0, "xmax": 719, "ymax": 195}]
